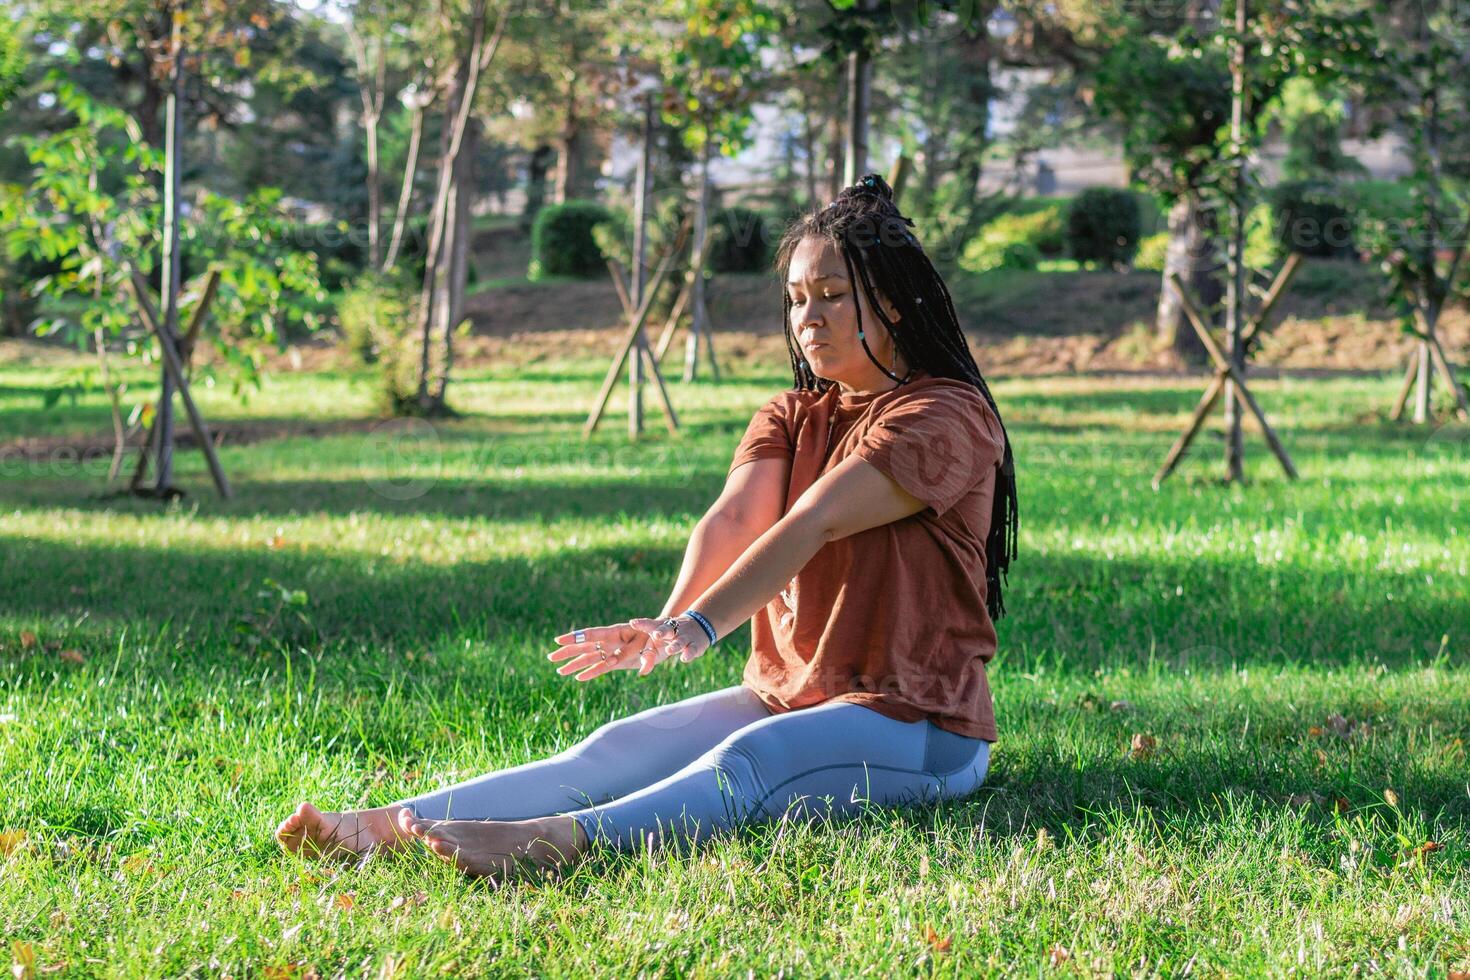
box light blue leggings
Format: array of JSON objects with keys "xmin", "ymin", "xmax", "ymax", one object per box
[{"xmin": 394, "ymin": 683, "xmax": 992, "ymax": 852}]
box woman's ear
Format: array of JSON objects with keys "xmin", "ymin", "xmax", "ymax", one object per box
[{"xmin": 876, "ymin": 289, "xmax": 901, "ymax": 323}]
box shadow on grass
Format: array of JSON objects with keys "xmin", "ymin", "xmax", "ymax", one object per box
[
  {"xmin": 0, "ymin": 536, "xmax": 688, "ymax": 654},
  {"xmin": 1, "ymin": 537, "xmax": 1459, "ymax": 679}
]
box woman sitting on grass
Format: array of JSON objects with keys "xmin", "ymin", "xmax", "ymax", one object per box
[{"xmin": 277, "ymin": 173, "xmax": 1020, "ymax": 883}]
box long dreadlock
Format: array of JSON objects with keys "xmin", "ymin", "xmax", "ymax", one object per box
[{"xmin": 773, "ymin": 172, "xmax": 1019, "ymax": 621}]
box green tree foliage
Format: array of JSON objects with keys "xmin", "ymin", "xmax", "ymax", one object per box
[
  {"xmin": 0, "ymin": 19, "xmax": 23, "ymax": 111},
  {"xmin": 0, "ymin": 78, "xmax": 325, "ymax": 407},
  {"xmin": 646, "ymin": 0, "xmax": 783, "ymax": 160}
]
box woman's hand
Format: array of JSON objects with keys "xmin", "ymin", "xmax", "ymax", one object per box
[
  {"xmin": 548, "ymin": 616, "xmax": 711, "ymax": 682},
  {"xmin": 547, "ymin": 622, "xmax": 653, "ymax": 682},
  {"xmin": 629, "ymin": 615, "xmax": 712, "ymax": 669}
]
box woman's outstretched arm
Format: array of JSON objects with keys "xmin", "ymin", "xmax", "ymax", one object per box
[
  {"xmin": 658, "ymin": 457, "xmax": 790, "ymax": 618},
  {"xmin": 676, "ymin": 453, "xmax": 929, "ymax": 644}
]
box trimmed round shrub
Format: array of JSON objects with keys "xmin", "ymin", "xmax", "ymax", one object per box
[
  {"xmin": 529, "ymin": 199, "xmax": 613, "ymax": 279},
  {"xmin": 960, "ymin": 205, "xmax": 1064, "ymax": 274},
  {"xmin": 708, "ymin": 205, "xmax": 773, "ymax": 272},
  {"xmin": 1065, "ymin": 187, "xmax": 1142, "ymax": 270},
  {"xmin": 1269, "ymin": 180, "xmax": 1355, "ymax": 260}
]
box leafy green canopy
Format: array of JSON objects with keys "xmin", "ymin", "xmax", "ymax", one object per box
[{"xmin": 0, "ymin": 76, "xmax": 325, "ymax": 409}]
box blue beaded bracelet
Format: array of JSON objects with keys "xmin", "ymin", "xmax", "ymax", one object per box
[{"xmin": 681, "ymin": 608, "xmax": 719, "ymax": 647}]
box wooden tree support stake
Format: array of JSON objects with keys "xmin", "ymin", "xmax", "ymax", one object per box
[
  {"xmin": 606, "ymin": 255, "xmax": 681, "ymax": 436},
  {"xmin": 584, "ymin": 216, "xmax": 692, "ymax": 439},
  {"xmin": 125, "ymin": 264, "xmax": 233, "ymax": 498},
  {"xmin": 1153, "ymin": 255, "xmax": 1303, "ymax": 489},
  {"xmin": 1389, "ymin": 312, "xmax": 1470, "ymax": 424},
  {"xmin": 1388, "ymin": 219, "xmax": 1470, "ymax": 423},
  {"xmin": 652, "ymin": 226, "xmax": 711, "ymax": 366},
  {"xmin": 128, "ymin": 267, "xmax": 222, "ymax": 488}
]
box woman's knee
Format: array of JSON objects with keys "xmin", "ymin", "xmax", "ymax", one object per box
[
  {"xmin": 933, "ymin": 739, "xmax": 991, "ymax": 799},
  {"xmin": 564, "ymin": 686, "xmax": 755, "ymax": 766}
]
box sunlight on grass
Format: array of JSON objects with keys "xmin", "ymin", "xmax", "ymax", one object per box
[{"xmin": 1, "ymin": 356, "xmax": 1466, "ymax": 975}]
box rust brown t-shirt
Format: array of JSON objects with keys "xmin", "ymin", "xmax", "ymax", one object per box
[{"xmin": 725, "ymin": 368, "xmax": 1005, "ymax": 742}]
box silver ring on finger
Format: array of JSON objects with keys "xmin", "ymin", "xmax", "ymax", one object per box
[{"xmin": 574, "ymin": 630, "xmax": 586, "ymax": 643}]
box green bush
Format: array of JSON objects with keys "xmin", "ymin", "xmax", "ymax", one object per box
[
  {"xmin": 997, "ymin": 241, "xmax": 1042, "ymax": 271},
  {"xmin": 1268, "ymin": 180, "xmax": 1355, "ymax": 260},
  {"xmin": 334, "ymin": 272, "xmax": 422, "ymax": 414},
  {"xmin": 708, "ymin": 205, "xmax": 772, "ymax": 273},
  {"xmin": 1245, "ymin": 201, "xmax": 1280, "ymax": 270},
  {"xmin": 529, "ymin": 199, "xmax": 613, "ymax": 279},
  {"xmin": 1133, "ymin": 231, "xmax": 1170, "ymax": 272},
  {"xmin": 959, "ymin": 205, "xmax": 1064, "ymax": 274},
  {"xmin": 1065, "ymin": 187, "xmax": 1141, "ymax": 270},
  {"xmin": 337, "ymin": 272, "xmax": 412, "ymax": 366}
]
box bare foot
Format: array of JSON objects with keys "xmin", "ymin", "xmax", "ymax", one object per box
[
  {"xmin": 275, "ymin": 802, "xmax": 415, "ymax": 861},
  {"xmin": 396, "ymin": 809, "xmax": 591, "ymax": 882}
]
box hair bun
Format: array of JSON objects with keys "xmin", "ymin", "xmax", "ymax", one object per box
[{"xmin": 845, "ymin": 173, "xmax": 895, "ymax": 203}]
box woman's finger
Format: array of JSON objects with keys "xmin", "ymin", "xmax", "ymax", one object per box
[
  {"xmin": 558, "ymin": 642, "xmax": 634, "ymax": 681},
  {"xmin": 552, "ymin": 623, "xmax": 633, "ymax": 647},
  {"xmin": 637, "ymin": 640, "xmax": 665, "ymax": 677},
  {"xmin": 548, "ymin": 624, "xmax": 638, "ymax": 662}
]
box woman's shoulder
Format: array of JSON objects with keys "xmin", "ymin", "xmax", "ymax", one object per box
[{"xmin": 875, "ymin": 376, "xmax": 1001, "ymax": 437}]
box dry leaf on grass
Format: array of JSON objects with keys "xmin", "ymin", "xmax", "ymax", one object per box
[
  {"xmin": 57, "ymin": 650, "xmax": 84, "ymax": 665},
  {"xmin": 923, "ymin": 924, "xmax": 952, "ymax": 953},
  {"xmin": 1049, "ymin": 945, "xmax": 1071, "ymax": 967},
  {"xmin": 19, "ymin": 631, "xmax": 37, "ymax": 650},
  {"xmin": 0, "ymin": 830, "xmax": 25, "ymax": 856},
  {"xmin": 1399, "ymin": 841, "xmax": 1443, "ymax": 868},
  {"xmin": 1130, "ymin": 733, "xmax": 1157, "ymax": 760}
]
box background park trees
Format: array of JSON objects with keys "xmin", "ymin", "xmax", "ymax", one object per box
[{"xmin": 1, "ymin": 0, "xmax": 1467, "ymax": 489}]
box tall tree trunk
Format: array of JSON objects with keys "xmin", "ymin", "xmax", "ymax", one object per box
[
  {"xmin": 363, "ymin": 104, "xmax": 383, "ymax": 270},
  {"xmin": 521, "ymin": 143, "xmax": 554, "ymax": 234},
  {"xmin": 415, "ymin": 0, "xmax": 487, "ymax": 412},
  {"xmin": 800, "ymin": 93, "xmax": 818, "ymax": 208},
  {"xmin": 135, "ymin": 60, "xmax": 165, "ymax": 149},
  {"xmin": 556, "ymin": 119, "xmax": 591, "ymax": 204},
  {"xmin": 433, "ymin": 116, "xmax": 478, "ymax": 406},
  {"xmin": 826, "ymin": 96, "xmax": 844, "ymax": 199},
  {"xmin": 382, "ymin": 94, "xmax": 428, "ymax": 274},
  {"xmin": 1155, "ymin": 193, "xmax": 1219, "ymax": 363},
  {"xmin": 684, "ymin": 133, "xmax": 717, "ymax": 382},
  {"xmin": 1221, "ymin": 0, "xmax": 1248, "ymax": 481},
  {"xmin": 349, "ymin": 25, "xmax": 388, "ymax": 271},
  {"xmin": 843, "ymin": 0, "xmax": 875, "ymax": 185},
  {"xmin": 151, "ymin": 14, "xmax": 185, "ymax": 493}
]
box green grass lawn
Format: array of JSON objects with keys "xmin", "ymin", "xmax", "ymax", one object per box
[{"xmin": 1, "ymin": 355, "xmax": 1467, "ymax": 975}]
